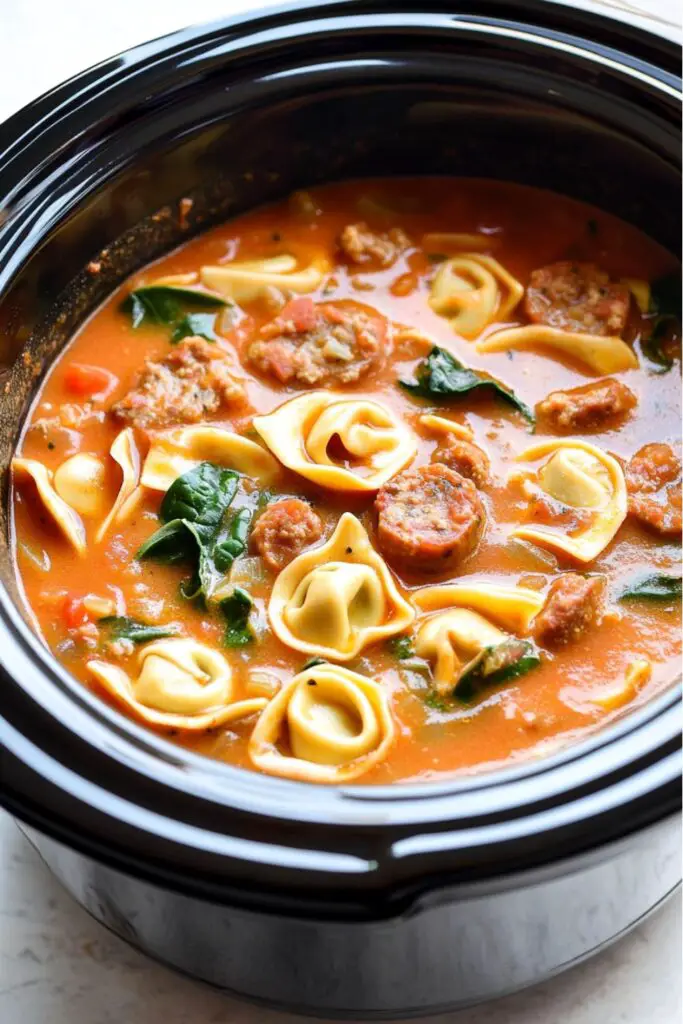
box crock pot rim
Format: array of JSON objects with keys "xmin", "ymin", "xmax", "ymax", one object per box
[{"xmin": 0, "ymin": 0, "xmax": 680, "ymax": 890}]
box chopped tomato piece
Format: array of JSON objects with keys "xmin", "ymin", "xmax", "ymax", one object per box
[
  {"xmin": 64, "ymin": 364, "xmax": 117, "ymax": 397},
  {"xmin": 63, "ymin": 595, "xmax": 88, "ymax": 629},
  {"xmin": 281, "ymin": 297, "xmax": 318, "ymax": 333}
]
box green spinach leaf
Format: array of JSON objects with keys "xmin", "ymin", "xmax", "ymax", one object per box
[
  {"xmin": 221, "ymin": 587, "xmax": 254, "ymax": 647},
  {"xmin": 302, "ymin": 656, "xmax": 328, "ymax": 671},
  {"xmin": 122, "ymin": 285, "xmax": 227, "ymax": 343},
  {"xmin": 400, "ymin": 345, "xmax": 534, "ymax": 424},
  {"xmin": 137, "ymin": 464, "xmax": 241, "ymax": 600},
  {"xmin": 99, "ymin": 616, "xmax": 180, "ymax": 645},
  {"xmin": 617, "ymin": 573, "xmax": 682, "ymax": 603},
  {"xmin": 454, "ymin": 638, "xmax": 541, "ymax": 701},
  {"xmin": 386, "ymin": 635, "xmax": 414, "ymax": 660}
]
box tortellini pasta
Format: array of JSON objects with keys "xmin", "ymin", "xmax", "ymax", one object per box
[
  {"xmin": 511, "ymin": 439, "xmax": 627, "ymax": 562},
  {"xmin": 200, "ymin": 254, "xmax": 329, "ymax": 303},
  {"xmin": 253, "ymin": 392, "xmax": 417, "ymax": 492},
  {"xmin": 415, "ymin": 608, "xmax": 506, "ymax": 694},
  {"xmin": 12, "ymin": 458, "xmax": 86, "ymax": 555},
  {"xmin": 13, "ymin": 429, "xmax": 141, "ymax": 553},
  {"xmin": 590, "ymin": 660, "xmax": 652, "ymax": 711},
  {"xmin": 269, "ymin": 513, "xmax": 415, "ymax": 660},
  {"xmin": 248, "ymin": 664, "xmax": 394, "ymax": 782},
  {"xmin": 87, "ymin": 637, "xmax": 267, "ymax": 730},
  {"xmin": 414, "ymin": 580, "xmax": 545, "ymax": 633},
  {"xmin": 96, "ymin": 428, "xmax": 141, "ymax": 542},
  {"xmin": 141, "ymin": 425, "xmax": 280, "ymax": 492},
  {"xmin": 418, "ymin": 413, "xmax": 474, "ymax": 441},
  {"xmin": 54, "ymin": 454, "xmax": 107, "ymax": 517},
  {"xmin": 475, "ymin": 324, "xmax": 638, "ymax": 373},
  {"xmin": 429, "ymin": 254, "xmax": 524, "ymax": 339}
]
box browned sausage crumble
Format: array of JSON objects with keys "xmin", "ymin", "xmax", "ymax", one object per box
[
  {"xmin": 430, "ymin": 436, "xmax": 490, "ymax": 488},
  {"xmin": 375, "ymin": 463, "xmax": 485, "ymax": 573},
  {"xmin": 338, "ymin": 222, "xmax": 410, "ymax": 267},
  {"xmin": 251, "ymin": 499, "xmax": 323, "ymax": 572},
  {"xmin": 247, "ymin": 298, "xmax": 386, "ymax": 386},
  {"xmin": 534, "ymin": 573, "xmax": 606, "ymax": 648},
  {"xmin": 626, "ymin": 443, "xmax": 682, "ymax": 537},
  {"xmin": 111, "ymin": 337, "xmax": 243, "ymax": 431},
  {"xmin": 536, "ymin": 378, "xmax": 637, "ymax": 432},
  {"xmin": 524, "ymin": 261, "xmax": 631, "ymax": 337}
]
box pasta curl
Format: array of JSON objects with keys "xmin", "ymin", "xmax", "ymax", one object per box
[
  {"xmin": 248, "ymin": 664, "xmax": 394, "ymax": 782},
  {"xmin": 253, "ymin": 392, "xmax": 416, "ymax": 491}
]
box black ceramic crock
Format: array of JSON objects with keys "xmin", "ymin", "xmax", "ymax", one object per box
[{"xmin": 0, "ymin": 1, "xmax": 681, "ymax": 1017}]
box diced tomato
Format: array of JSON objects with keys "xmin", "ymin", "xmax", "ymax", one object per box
[
  {"xmin": 64, "ymin": 364, "xmax": 118, "ymax": 397},
  {"xmin": 281, "ymin": 297, "xmax": 317, "ymax": 332},
  {"xmin": 63, "ymin": 595, "xmax": 88, "ymax": 629}
]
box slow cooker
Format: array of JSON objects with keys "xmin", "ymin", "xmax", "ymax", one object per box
[{"xmin": 0, "ymin": 1, "xmax": 680, "ymax": 1017}]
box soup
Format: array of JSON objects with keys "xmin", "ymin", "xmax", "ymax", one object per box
[{"xmin": 10, "ymin": 178, "xmax": 681, "ymax": 784}]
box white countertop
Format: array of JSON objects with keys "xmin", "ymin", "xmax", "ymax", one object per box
[{"xmin": 0, "ymin": 1, "xmax": 681, "ymax": 1021}]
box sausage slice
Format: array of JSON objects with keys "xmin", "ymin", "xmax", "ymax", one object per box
[
  {"xmin": 251, "ymin": 499, "xmax": 323, "ymax": 571},
  {"xmin": 375, "ymin": 464, "xmax": 485, "ymax": 572},
  {"xmin": 524, "ymin": 261, "xmax": 630, "ymax": 337},
  {"xmin": 534, "ymin": 574, "xmax": 605, "ymax": 648},
  {"xmin": 430, "ymin": 436, "xmax": 490, "ymax": 488},
  {"xmin": 536, "ymin": 378, "xmax": 636, "ymax": 433},
  {"xmin": 626, "ymin": 443, "xmax": 682, "ymax": 537}
]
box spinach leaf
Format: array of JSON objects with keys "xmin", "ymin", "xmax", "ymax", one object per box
[
  {"xmin": 122, "ymin": 285, "xmax": 227, "ymax": 343},
  {"xmin": 221, "ymin": 587, "xmax": 254, "ymax": 647},
  {"xmin": 400, "ymin": 345, "xmax": 534, "ymax": 424},
  {"xmin": 643, "ymin": 272, "xmax": 682, "ymax": 371},
  {"xmin": 454, "ymin": 638, "xmax": 541, "ymax": 701},
  {"xmin": 99, "ymin": 616, "xmax": 180, "ymax": 645},
  {"xmin": 617, "ymin": 573, "xmax": 682, "ymax": 603},
  {"xmin": 171, "ymin": 312, "xmax": 221, "ymax": 345},
  {"xmin": 302, "ymin": 656, "xmax": 328, "ymax": 671},
  {"xmin": 386, "ymin": 635, "xmax": 414, "ymax": 659},
  {"xmin": 137, "ymin": 464, "xmax": 241, "ymax": 600}
]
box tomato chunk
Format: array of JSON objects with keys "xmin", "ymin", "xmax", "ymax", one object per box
[
  {"xmin": 64, "ymin": 364, "xmax": 117, "ymax": 397},
  {"xmin": 280, "ymin": 297, "xmax": 318, "ymax": 333},
  {"xmin": 63, "ymin": 595, "xmax": 88, "ymax": 629}
]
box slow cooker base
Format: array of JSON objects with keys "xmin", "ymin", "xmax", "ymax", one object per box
[{"xmin": 20, "ymin": 815, "xmax": 681, "ymax": 1019}]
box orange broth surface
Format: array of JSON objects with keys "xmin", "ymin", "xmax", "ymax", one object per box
[{"xmin": 11, "ymin": 177, "xmax": 682, "ymax": 784}]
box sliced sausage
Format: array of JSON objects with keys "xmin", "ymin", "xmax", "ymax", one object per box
[
  {"xmin": 536, "ymin": 378, "xmax": 637, "ymax": 433},
  {"xmin": 111, "ymin": 338, "xmax": 243, "ymax": 430},
  {"xmin": 626, "ymin": 443, "xmax": 682, "ymax": 537},
  {"xmin": 524, "ymin": 261, "xmax": 630, "ymax": 337},
  {"xmin": 534, "ymin": 573, "xmax": 605, "ymax": 648},
  {"xmin": 375, "ymin": 464, "xmax": 485, "ymax": 573},
  {"xmin": 338, "ymin": 222, "xmax": 410, "ymax": 267},
  {"xmin": 251, "ymin": 499, "xmax": 323, "ymax": 572},
  {"xmin": 430, "ymin": 436, "xmax": 490, "ymax": 488},
  {"xmin": 247, "ymin": 299, "xmax": 386, "ymax": 386}
]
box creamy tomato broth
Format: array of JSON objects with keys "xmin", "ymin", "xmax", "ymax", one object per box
[{"xmin": 11, "ymin": 178, "xmax": 682, "ymax": 784}]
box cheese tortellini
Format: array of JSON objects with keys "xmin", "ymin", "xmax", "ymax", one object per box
[
  {"xmin": 248, "ymin": 664, "xmax": 394, "ymax": 782},
  {"xmin": 87, "ymin": 638, "xmax": 267, "ymax": 730},
  {"xmin": 141, "ymin": 425, "xmax": 280, "ymax": 492},
  {"xmin": 13, "ymin": 428, "xmax": 141, "ymax": 553},
  {"xmin": 269, "ymin": 513, "xmax": 415, "ymax": 660},
  {"xmin": 476, "ymin": 324, "xmax": 638, "ymax": 373},
  {"xmin": 253, "ymin": 392, "xmax": 417, "ymax": 492},
  {"xmin": 512, "ymin": 439, "xmax": 627, "ymax": 562},
  {"xmin": 200, "ymin": 254, "xmax": 329, "ymax": 303},
  {"xmin": 429, "ymin": 254, "xmax": 524, "ymax": 339},
  {"xmin": 415, "ymin": 608, "xmax": 506, "ymax": 695},
  {"xmin": 13, "ymin": 458, "xmax": 87, "ymax": 555},
  {"xmin": 96, "ymin": 428, "xmax": 141, "ymax": 542},
  {"xmin": 414, "ymin": 580, "xmax": 545, "ymax": 633}
]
